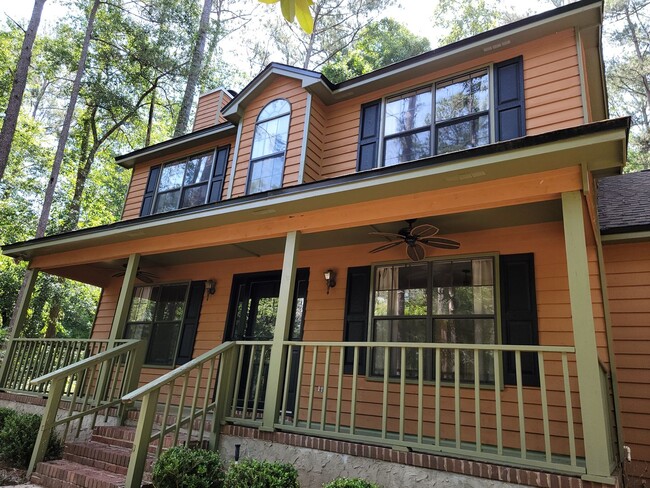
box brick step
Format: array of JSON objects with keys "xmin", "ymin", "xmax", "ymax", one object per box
[
  {"xmin": 63, "ymin": 441, "xmax": 154, "ymax": 475},
  {"xmin": 92, "ymin": 425, "xmax": 209, "ymax": 454},
  {"xmin": 31, "ymin": 458, "xmax": 152, "ymax": 488}
]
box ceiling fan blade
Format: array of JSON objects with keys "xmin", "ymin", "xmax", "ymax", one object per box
[
  {"xmin": 421, "ymin": 237, "xmax": 461, "ymax": 249},
  {"xmin": 406, "ymin": 242, "xmax": 426, "ymax": 262},
  {"xmin": 112, "ymin": 271, "xmax": 125, "ymax": 278},
  {"xmin": 137, "ymin": 273, "xmax": 154, "ymax": 284},
  {"xmin": 368, "ymin": 231, "xmax": 405, "ymax": 241},
  {"xmin": 369, "ymin": 241, "xmax": 403, "ymax": 254},
  {"xmin": 410, "ymin": 224, "xmax": 439, "ymax": 238}
]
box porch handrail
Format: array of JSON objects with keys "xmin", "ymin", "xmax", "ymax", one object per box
[
  {"xmin": 284, "ymin": 340, "xmax": 576, "ymax": 353},
  {"xmin": 27, "ymin": 339, "xmax": 146, "ymax": 476},
  {"xmin": 122, "ymin": 340, "xmax": 240, "ymax": 488}
]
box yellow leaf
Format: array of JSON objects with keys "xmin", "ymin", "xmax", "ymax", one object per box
[
  {"xmin": 295, "ymin": 0, "xmax": 314, "ymax": 34},
  {"xmin": 280, "ymin": 0, "xmax": 295, "ymax": 22},
  {"xmin": 257, "ymin": 0, "xmax": 280, "ymax": 3}
]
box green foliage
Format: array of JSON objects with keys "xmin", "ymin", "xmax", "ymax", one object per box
[
  {"xmin": 324, "ymin": 479, "xmax": 380, "ymax": 488},
  {"xmin": 0, "ymin": 412, "xmax": 63, "ymax": 468},
  {"xmin": 0, "ymin": 407, "xmax": 16, "ymax": 430},
  {"xmin": 224, "ymin": 459, "xmax": 299, "ymax": 488},
  {"xmin": 433, "ymin": 0, "xmax": 503, "ymax": 45},
  {"xmin": 152, "ymin": 446, "xmax": 225, "ymax": 488},
  {"xmin": 321, "ymin": 18, "xmax": 430, "ymax": 83}
]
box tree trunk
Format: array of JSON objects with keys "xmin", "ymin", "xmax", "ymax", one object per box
[
  {"xmin": 145, "ymin": 83, "xmax": 156, "ymax": 147},
  {"xmin": 6, "ymin": 0, "xmax": 100, "ymax": 338},
  {"xmin": 0, "ymin": 0, "xmax": 47, "ymax": 183},
  {"xmin": 173, "ymin": 0, "xmax": 213, "ymax": 137},
  {"xmin": 44, "ymin": 292, "xmax": 62, "ymax": 338}
]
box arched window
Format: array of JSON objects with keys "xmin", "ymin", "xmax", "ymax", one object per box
[{"xmin": 248, "ymin": 99, "xmax": 291, "ymax": 194}]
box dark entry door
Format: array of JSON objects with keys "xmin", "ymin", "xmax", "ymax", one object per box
[{"xmin": 225, "ymin": 269, "xmax": 309, "ymax": 418}]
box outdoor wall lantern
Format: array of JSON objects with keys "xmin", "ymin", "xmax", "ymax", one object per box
[
  {"xmin": 206, "ymin": 279, "xmax": 217, "ymax": 299},
  {"xmin": 324, "ymin": 269, "xmax": 336, "ymax": 294}
]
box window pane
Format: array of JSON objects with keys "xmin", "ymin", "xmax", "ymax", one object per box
[
  {"xmin": 128, "ymin": 287, "xmax": 155, "ymax": 322},
  {"xmin": 435, "ymin": 71, "xmax": 489, "ymax": 122},
  {"xmin": 153, "ymin": 190, "xmax": 181, "ymax": 213},
  {"xmin": 431, "ymin": 259, "xmax": 494, "ymax": 315},
  {"xmin": 384, "ymin": 130, "xmax": 431, "ymax": 166},
  {"xmin": 249, "ymin": 156, "xmax": 284, "ymax": 194},
  {"xmin": 385, "ymin": 89, "xmax": 431, "ymax": 136},
  {"xmin": 180, "ymin": 184, "xmax": 208, "ymax": 208},
  {"xmin": 372, "ymin": 319, "xmax": 427, "ymax": 377},
  {"xmin": 125, "ymin": 322, "xmax": 152, "ymax": 342},
  {"xmin": 146, "ymin": 322, "xmax": 181, "ymax": 366},
  {"xmin": 183, "ymin": 154, "xmax": 213, "ymax": 186},
  {"xmin": 258, "ymin": 99, "xmax": 290, "ymax": 121},
  {"xmin": 155, "ymin": 284, "xmax": 188, "ymax": 321},
  {"xmin": 158, "ymin": 161, "xmax": 185, "ymax": 191},
  {"xmin": 251, "ymin": 115, "xmax": 290, "ymax": 159},
  {"xmin": 374, "ymin": 264, "xmax": 427, "ymax": 316},
  {"xmin": 436, "ymin": 115, "xmax": 489, "ymax": 154}
]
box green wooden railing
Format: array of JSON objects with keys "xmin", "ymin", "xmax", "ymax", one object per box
[
  {"xmin": 0, "ymin": 338, "xmax": 117, "ymax": 393},
  {"xmin": 272, "ymin": 341, "xmax": 585, "ymax": 475},
  {"xmin": 26, "ymin": 339, "xmax": 146, "ymax": 476},
  {"xmin": 121, "ymin": 341, "xmax": 240, "ymax": 488}
]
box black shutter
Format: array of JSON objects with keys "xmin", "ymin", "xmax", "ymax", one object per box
[
  {"xmin": 500, "ymin": 253, "xmax": 539, "ymax": 387},
  {"xmin": 176, "ymin": 281, "xmax": 206, "ymax": 365},
  {"xmin": 494, "ymin": 56, "xmax": 526, "ymax": 142},
  {"xmin": 356, "ymin": 100, "xmax": 381, "ymax": 171},
  {"xmin": 343, "ymin": 266, "xmax": 371, "ymax": 374},
  {"xmin": 140, "ymin": 165, "xmax": 161, "ymax": 216},
  {"xmin": 209, "ymin": 145, "xmax": 230, "ymax": 203}
]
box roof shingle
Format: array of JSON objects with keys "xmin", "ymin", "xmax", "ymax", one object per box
[{"xmin": 597, "ymin": 170, "xmax": 650, "ymax": 234}]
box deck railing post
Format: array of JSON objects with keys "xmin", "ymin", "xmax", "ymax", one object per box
[
  {"xmin": 0, "ymin": 268, "xmax": 38, "ymax": 388},
  {"xmin": 262, "ymin": 231, "xmax": 300, "ymax": 431},
  {"xmin": 562, "ymin": 191, "xmax": 616, "ymax": 483},
  {"xmin": 27, "ymin": 377, "xmax": 65, "ymax": 476},
  {"xmin": 125, "ymin": 390, "xmax": 159, "ymax": 488},
  {"xmin": 210, "ymin": 346, "xmax": 238, "ymax": 449},
  {"xmin": 119, "ymin": 340, "xmax": 147, "ymax": 422}
]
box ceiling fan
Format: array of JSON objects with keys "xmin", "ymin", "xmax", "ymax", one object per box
[
  {"xmin": 369, "ymin": 219, "xmax": 460, "ymax": 262},
  {"xmin": 112, "ymin": 264, "xmax": 157, "ymax": 284}
]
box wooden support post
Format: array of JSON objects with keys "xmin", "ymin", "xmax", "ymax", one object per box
[
  {"xmin": 210, "ymin": 346, "xmax": 238, "ymax": 449},
  {"xmin": 261, "ymin": 231, "xmax": 300, "ymax": 431},
  {"xmin": 561, "ymin": 191, "xmax": 615, "ymax": 483},
  {"xmin": 109, "ymin": 253, "xmax": 140, "ymax": 343},
  {"xmin": 27, "ymin": 377, "xmax": 65, "ymax": 476},
  {"xmin": 125, "ymin": 390, "xmax": 159, "ymax": 488},
  {"xmin": 0, "ymin": 268, "xmax": 38, "ymax": 388}
]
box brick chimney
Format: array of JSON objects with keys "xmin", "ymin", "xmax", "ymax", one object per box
[{"xmin": 193, "ymin": 88, "xmax": 235, "ymax": 131}]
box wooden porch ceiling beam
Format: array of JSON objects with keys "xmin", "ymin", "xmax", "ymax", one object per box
[{"xmin": 32, "ymin": 166, "xmax": 582, "ymax": 270}]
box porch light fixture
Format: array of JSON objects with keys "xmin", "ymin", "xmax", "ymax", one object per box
[
  {"xmin": 206, "ymin": 279, "xmax": 217, "ymax": 299},
  {"xmin": 324, "ymin": 269, "xmax": 336, "ymax": 294}
]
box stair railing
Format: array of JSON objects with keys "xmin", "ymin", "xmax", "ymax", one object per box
[
  {"xmin": 26, "ymin": 339, "xmax": 146, "ymax": 476},
  {"xmin": 121, "ymin": 341, "xmax": 239, "ymax": 488}
]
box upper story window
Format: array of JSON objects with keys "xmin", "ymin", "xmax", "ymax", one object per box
[
  {"xmin": 153, "ymin": 153, "xmax": 214, "ymax": 213},
  {"xmin": 248, "ymin": 99, "xmax": 291, "ymax": 194},
  {"xmin": 384, "ymin": 69, "xmax": 490, "ymax": 166}
]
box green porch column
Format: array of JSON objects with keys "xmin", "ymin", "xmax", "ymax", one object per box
[
  {"xmin": 262, "ymin": 231, "xmax": 301, "ymax": 431},
  {"xmin": 108, "ymin": 253, "xmax": 140, "ymax": 343},
  {"xmin": 561, "ymin": 191, "xmax": 615, "ymax": 483},
  {"xmin": 0, "ymin": 268, "xmax": 39, "ymax": 386}
]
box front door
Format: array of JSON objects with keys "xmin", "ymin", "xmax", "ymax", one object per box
[{"xmin": 225, "ymin": 269, "xmax": 309, "ymax": 418}]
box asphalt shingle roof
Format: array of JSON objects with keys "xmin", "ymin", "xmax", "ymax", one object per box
[{"xmin": 598, "ymin": 170, "xmax": 650, "ymax": 234}]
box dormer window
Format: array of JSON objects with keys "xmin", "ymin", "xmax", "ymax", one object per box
[{"xmin": 248, "ymin": 99, "xmax": 291, "ymax": 194}]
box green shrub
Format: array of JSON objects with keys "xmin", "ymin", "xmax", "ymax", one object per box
[
  {"xmin": 324, "ymin": 479, "xmax": 380, "ymax": 488},
  {"xmin": 0, "ymin": 412, "xmax": 63, "ymax": 468},
  {"xmin": 0, "ymin": 407, "xmax": 16, "ymax": 430},
  {"xmin": 152, "ymin": 446, "xmax": 225, "ymax": 488},
  {"xmin": 224, "ymin": 459, "xmax": 299, "ymax": 488}
]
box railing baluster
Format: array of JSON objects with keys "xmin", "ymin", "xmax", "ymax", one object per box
[
  {"xmin": 198, "ymin": 357, "xmax": 217, "ymax": 442},
  {"xmin": 335, "ymin": 346, "xmax": 344, "ymax": 433},
  {"xmin": 280, "ymin": 345, "xmax": 293, "ymax": 425},
  {"xmin": 75, "ymin": 363, "xmax": 98, "ymax": 438},
  {"xmin": 562, "ymin": 352, "xmax": 577, "ymax": 466},
  {"xmin": 399, "ymin": 346, "xmax": 406, "ymax": 441},
  {"xmin": 293, "ymin": 346, "xmax": 305, "ymax": 427},
  {"xmin": 173, "ymin": 373, "xmax": 190, "ymax": 446},
  {"xmin": 381, "ymin": 346, "xmax": 389, "ymax": 440},
  {"xmin": 251, "ymin": 345, "xmax": 266, "ymax": 421},
  {"xmin": 434, "ymin": 347, "xmax": 441, "ymax": 448},
  {"xmin": 537, "ymin": 351, "xmax": 551, "ymax": 463},
  {"xmin": 417, "ymin": 347, "xmax": 423, "ymax": 445},
  {"xmin": 454, "ymin": 348, "xmax": 460, "ymax": 449},
  {"xmin": 515, "ymin": 350, "xmax": 527, "ymax": 459},
  {"xmin": 350, "ymin": 346, "xmax": 359, "ymax": 435},
  {"xmin": 242, "ymin": 346, "xmax": 256, "ymax": 420},
  {"xmin": 187, "ymin": 361, "xmax": 204, "ymax": 444},
  {"xmin": 493, "ymin": 348, "xmax": 503, "ymax": 455},
  {"xmin": 320, "ymin": 346, "xmax": 331, "ymax": 431},
  {"xmin": 157, "ymin": 381, "xmax": 174, "ymax": 458},
  {"xmin": 307, "ymin": 346, "xmax": 318, "ymax": 430},
  {"xmin": 474, "ymin": 349, "xmax": 481, "ymax": 452},
  {"xmin": 230, "ymin": 345, "xmax": 245, "ymax": 418}
]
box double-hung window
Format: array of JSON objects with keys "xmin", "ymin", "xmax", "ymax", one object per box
[
  {"xmin": 382, "ymin": 69, "xmax": 490, "ymax": 166},
  {"xmin": 371, "ymin": 257, "xmax": 496, "ymax": 383},
  {"xmin": 153, "ymin": 153, "xmax": 214, "ymax": 213},
  {"xmin": 248, "ymin": 99, "xmax": 291, "ymax": 194},
  {"xmin": 124, "ymin": 283, "xmax": 189, "ymax": 366}
]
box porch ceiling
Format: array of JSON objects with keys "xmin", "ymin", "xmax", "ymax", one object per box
[{"xmin": 48, "ymin": 200, "xmax": 561, "ymax": 286}]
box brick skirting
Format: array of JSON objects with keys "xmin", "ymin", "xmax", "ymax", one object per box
[{"xmin": 221, "ymin": 425, "xmax": 621, "ymax": 488}]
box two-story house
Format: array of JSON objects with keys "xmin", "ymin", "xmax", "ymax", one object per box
[{"xmin": 1, "ymin": 0, "xmax": 648, "ymax": 486}]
